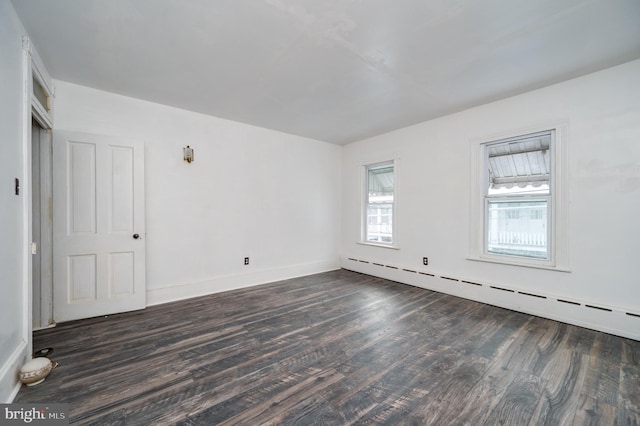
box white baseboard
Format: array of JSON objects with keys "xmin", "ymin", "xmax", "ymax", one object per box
[
  {"xmin": 0, "ymin": 341, "xmax": 28, "ymax": 403},
  {"xmin": 146, "ymin": 259, "xmax": 341, "ymax": 307},
  {"xmin": 342, "ymin": 256, "xmax": 640, "ymax": 341}
]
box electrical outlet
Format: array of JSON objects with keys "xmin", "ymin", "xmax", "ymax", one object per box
[
  {"xmin": 423, "ymin": 257, "xmax": 428, "ymax": 266},
  {"xmin": 244, "ymin": 257, "xmax": 249, "ymax": 265}
]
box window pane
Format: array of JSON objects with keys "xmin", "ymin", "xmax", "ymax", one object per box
[
  {"xmin": 368, "ymin": 164, "xmax": 394, "ymax": 200},
  {"xmin": 33, "ymin": 76, "xmax": 49, "ymax": 111},
  {"xmin": 487, "ymin": 200, "xmax": 548, "ymax": 259},
  {"xmin": 487, "ymin": 132, "xmax": 551, "ymax": 196},
  {"xmin": 366, "ymin": 204, "xmax": 393, "ymax": 243}
]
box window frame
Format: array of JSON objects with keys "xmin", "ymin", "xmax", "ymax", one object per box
[
  {"xmin": 360, "ymin": 158, "xmax": 398, "ymax": 249},
  {"xmin": 469, "ymin": 124, "xmax": 570, "ymax": 271},
  {"xmin": 26, "ymin": 37, "xmax": 54, "ymax": 129}
]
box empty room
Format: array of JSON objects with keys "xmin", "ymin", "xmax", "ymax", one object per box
[{"xmin": 1, "ymin": 0, "xmax": 639, "ymax": 424}]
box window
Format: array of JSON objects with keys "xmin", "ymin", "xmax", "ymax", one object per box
[
  {"xmin": 485, "ymin": 130, "xmax": 552, "ymax": 260},
  {"xmin": 32, "ymin": 76, "xmax": 50, "ymax": 113},
  {"xmin": 364, "ymin": 161, "xmax": 394, "ymax": 245},
  {"xmin": 25, "ymin": 37, "xmax": 55, "ymax": 129},
  {"xmin": 469, "ymin": 126, "xmax": 569, "ymax": 271}
]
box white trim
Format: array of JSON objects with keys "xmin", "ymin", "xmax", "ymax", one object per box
[
  {"xmin": 553, "ymin": 123, "xmax": 570, "ymax": 271},
  {"xmin": 22, "ymin": 37, "xmax": 53, "ymax": 95},
  {"xmin": 357, "ymin": 241, "xmax": 400, "ymax": 250},
  {"xmin": 32, "ymin": 99, "xmax": 52, "ymax": 129},
  {"xmin": 466, "ymin": 255, "xmax": 570, "ymax": 272},
  {"xmin": 39, "ymin": 128, "xmax": 54, "ymax": 327},
  {"xmin": 21, "ymin": 37, "xmax": 34, "ymax": 370},
  {"xmin": 0, "ymin": 341, "xmax": 28, "ymax": 403},
  {"xmin": 146, "ymin": 259, "xmax": 340, "ymax": 306},
  {"xmin": 23, "ymin": 36, "xmax": 55, "ymax": 129},
  {"xmin": 468, "ymin": 121, "xmax": 570, "ymax": 271},
  {"xmin": 32, "ymin": 125, "xmax": 54, "ymax": 329}
]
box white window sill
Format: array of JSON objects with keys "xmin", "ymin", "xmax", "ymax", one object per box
[
  {"xmin": 466, "ymin": 255, "xmax": 570, "ymax": 272},
  {"xmin": 358, "ymin": 241, "xmax": 400, "ymax": 250}
]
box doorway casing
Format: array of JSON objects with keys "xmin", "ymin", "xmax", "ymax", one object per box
[
  {"xmin": 22, "ymin": 35, "xmax": 55, "ymax": 363},
  {"xmin": 31, "ymin": 118, "xmax": 53, "ymax": 330}
]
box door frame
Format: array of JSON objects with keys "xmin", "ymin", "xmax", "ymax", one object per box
[
  {"xmin": 22, "ymin": 36, "xmax": 55, "ymax": 360},
  {"xmin": 31, "ymin": 119, "xmax": 54, "ymax": 330}
]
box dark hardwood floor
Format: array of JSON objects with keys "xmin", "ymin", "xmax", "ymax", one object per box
[{"xmin": 15, "ymin": 269, "xmax": 640, "ymax": 425}]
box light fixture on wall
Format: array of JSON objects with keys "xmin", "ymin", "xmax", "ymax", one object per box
[{"xmin": 183, "ymin": 145, "xmax": 194, "ymax": 163}]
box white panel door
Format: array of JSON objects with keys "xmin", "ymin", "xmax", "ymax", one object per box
[{"xmin": 53, "ymin": 131, "xmax": 145, "ymax": 322}]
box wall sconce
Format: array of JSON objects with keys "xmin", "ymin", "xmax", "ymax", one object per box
[{"xmin": 183, "ymin": 145, "xmax": 194, "ymax": 163}]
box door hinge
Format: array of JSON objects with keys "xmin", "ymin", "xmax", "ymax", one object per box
[{"xmin": 31, "ymin": 242, "xmax": 37, "ymax": 255}]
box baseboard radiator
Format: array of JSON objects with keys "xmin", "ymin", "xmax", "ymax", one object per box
[{"xmin": 342, "ymin": 256, "xmax": 640, "ymax": 341}]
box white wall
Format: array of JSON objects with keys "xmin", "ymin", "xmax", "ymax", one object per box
[
  {"xmin": 0, "ymin": 0, "xmax": 30, "ymax": 402},
  {"xmin": 53, "ymin": 81, "xmax": 342, "ymax": 305},
  {"xmin": 342, "ymin": 59, "xmax": 640, "ymax": 340}
]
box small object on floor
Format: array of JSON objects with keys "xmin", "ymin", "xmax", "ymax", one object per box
[
  {"xmin": 34, "ymin": 347, "xmax": 53, "ymax": 358},
  {"xmin": 19, "ymin": 357, "xmax": 54, "ymax": 386}
]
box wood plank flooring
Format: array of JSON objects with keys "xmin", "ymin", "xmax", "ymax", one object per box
[{"xmin": 15, "ymin": 269, "xmax": 640, "ymax": 425}]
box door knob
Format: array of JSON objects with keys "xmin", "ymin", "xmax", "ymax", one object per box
[{"xmin": 133, "ymin": 233, "xmax": 140, "ymax": 239}]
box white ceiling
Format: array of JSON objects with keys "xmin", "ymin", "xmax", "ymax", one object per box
[{"xmin": 12, "ymin": 0, "xmax": 640, "ymax": 145}]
